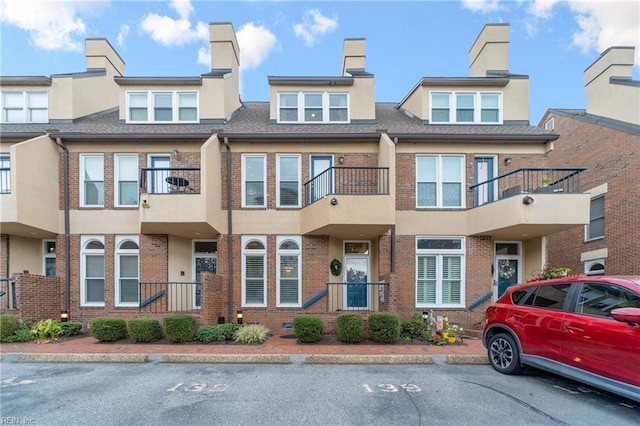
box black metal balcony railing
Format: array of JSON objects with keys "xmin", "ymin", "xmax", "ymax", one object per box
[
  {"xmin": 140, "ymin": 167, "xmax": 201, "ymax": 194},
  {"xmin": 0, "ymin": 167, "xmax": 10, "ymax": 194},
  {"xmin": 138, "ymin": 281, "xmax": 201, "ymax": 313},
  {"xmin": 469, "ymin": 167, "xmax": 586, "ymax": 207},
  {"xmin": 303, "ymin": 166, "xmax": 389, "ymax": 206},
  {"xmin": 0, "ymin": 278, "xmax": 17, "ymax": 310},
  {"xmin": 324, "ymin": 281, "xmax": 389, "ymax": 312}
]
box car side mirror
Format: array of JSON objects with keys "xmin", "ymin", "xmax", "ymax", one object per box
[{"xmin": 611, "ymin": 307, "xmax": 640, "ymax": 326}]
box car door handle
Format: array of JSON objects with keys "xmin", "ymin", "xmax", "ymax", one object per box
[{"xmin": 567, "ymin": 325, "xmax": 584, "ymax": 333}]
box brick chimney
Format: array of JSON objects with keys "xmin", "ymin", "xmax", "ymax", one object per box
[{"xmin": 468, "ymin": 23, "xmax": 509, "ymax": 77}]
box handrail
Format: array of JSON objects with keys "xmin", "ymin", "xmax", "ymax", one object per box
[
  {"xmin": 469, "ymin": 291, "xmax": 493, "ymax": 311},
  {"xmin": 302, "ymin": 289, "xmax": 328, "ymax": 309}
]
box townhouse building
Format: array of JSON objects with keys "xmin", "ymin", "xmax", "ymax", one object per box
[
  {"xmin": 541, "ymin": 46, "xmax": 640, "ymax": 276},
  {"xmin": 0, "ymin": 22, "xmax": 590, "ymax": 334}
]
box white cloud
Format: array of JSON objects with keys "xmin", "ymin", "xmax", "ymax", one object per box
[
  {"xmin": 293, "ymin": 9, "xmax": 338, "ymax": 46},
  {"xmin": 197, "ymin": 46, "xmax": 210, "ymax": 67},
  {"xmin": 237, "ymin": 22, "xmax": 277, "ymax": 70},
  {"xmin": 117, "ymin": 24, "xmax": 130, "ymax": 46},
  {"xmin": 140, "ymin": 0, "xmax": 208, "ymax": 47},
  {"xmin": 0, "ymin": 0, "xmax": 102, "ymax": 51},
  {"xmin": 461, "ymin": 0, "xmax": 503, "ymax": 13},
  {"xmin": 527, "ymin": 0, "xmax": 560, "ymax": 19}
]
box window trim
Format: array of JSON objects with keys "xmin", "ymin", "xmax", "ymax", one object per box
[
  {"xmin": 42, "ymin": 240, "xmax": 56, "ymax": 277},
  {"xmin": 126, "ymin": 91, "xmax": 199, "ymax": 124},
  {"xmin": 276, "ymin": 154, "xmax": 301, "ymax": 208},
  {"xmin": 80, "ymin": 154, "xmax": 104, "ymax": 208},
  {"xmin": 429, "ymin": 91, "xmax": 502, "ymax": 124},
  {"xmin": 242, "ymin": 154, "xmax": 267, "ymax": 208},
  {"xmin": 80, "ymin": 235, "xmax": 105, "ymax": 307},
  {"xmin": 114, "ymin": 154, "xmax": 139, "ymax": 208},
  {"xmin": 1, "ymin": 90, "xmax": 49, "ymax": 123},
  {"xmin": 277, "ymin": 92, "xmax": 350, "ymax": 124},
  {"xmin": 415, "ymin": 236, "xmax": 466, "ymax": 308},
  {"xmin": 276, "ymin": 236, "xmax": 302, "ymax": 307},
  {"xmin": 0, "ymin": 153, "xmax": 10, "ymax": 194},
  {"xmin": 242, "ymin": 235, "xmax": 267, "ymax": 307},
  {"xmin": 415, "ymin": 154, "xmax": 466, "ymax": 208},
  {"xmin": 114, "ymin": 235, "xmax": 139, "ymax": 307},
  {"xmin": 585, "ymin": 195, "xmax": 605, "ymax": 241}
]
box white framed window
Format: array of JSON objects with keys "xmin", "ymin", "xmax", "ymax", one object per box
[
  {"xmin": 115, "ymin": 236, "xmax": 139, "ymax": 307},
  {"xmin": 277, "ymin": 92, "xmax": 349, "ymax": 123},
  {"xmin": 277, "ymin": 154, "xmax": 301, "ymax": 208},
  {"xmin": 81, "ymin": 235, "xmax": 105, "ymax": 307},
  {"xmin": 0, "ymin": 154, "xmax": 10, "ymax": 194},
  {"xmin": 544, "ymin": 117, "xmax": 555, "ymax": 131},
  {"xmin": 80, "ymin": 154, "xmax": 104, "ymax": 207},
  {"xmin": 416, "ymin": 237, "xmax": 465, "ymax": 308},
  {"xmin": 277, "ymin": 236, "xmax": 301, "ymax": 307},
  {"xmin": 115, "ymin": 154, "xmax": 139, "ymax": 207},
  {"xmin": 126, "ymin": 91, "xmax": 198, "ymax": 123},
  {"xmin": 584, "ymin": 259, "xmax": 605, "ymax": 276},
  {"xmin": 430, "ymin": 91, "xmax": 502, "ymax": 124},
  {"xmin": 586, "ymin": 195, "xmax": 605, "ymax": 241},
  {"xmin": 1, "ymin": 91, "xmax": 48, "ymax": 123},
  {"xmin": 43, "ymin": 240, "xmax": 56, "ymax": 277},
  {"xmin": 242, "ymin": 235, "xmax": 267, "ymax": 307},
  {"xmin": 242, "ymin": 154, "xmax": 266, "ymax": 208},
  {"xmin": 193, "ymin": 240, "xmax": 217, "ymax": 309},
  {"xmin": 416, "ymin": 155, "xmax": 465, "ymax": 208}
]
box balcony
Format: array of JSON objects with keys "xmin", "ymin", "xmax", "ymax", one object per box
[
  {"xmin": 301, "ymin": 167, "xmax": 394, "ymax": 239},
  {"xmin": 468, "ymin": 168, "xmax": 590, "ymax": 240},
  {"xmin": 139, "ymin": 167, "xmax": 222, "ymax": 238}
]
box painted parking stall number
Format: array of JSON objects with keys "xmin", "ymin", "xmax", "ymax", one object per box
[
  {"xmin": 363, "ymin": 383, "xmax": 422, "ymax": 393},
  {"xmin": 167, "ymin": 383, "xmax": 228, "ymax": 393}
]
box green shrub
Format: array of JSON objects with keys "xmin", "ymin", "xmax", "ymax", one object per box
[
  {"xmin": 196, "ymin": 325, "xmax": 226, "ymax": 343},
  {"xmin": 218, "ymin": 323, "xmax": 240, "ymax": 340},
  {"xmin": 162, "ymin": 315, "xmax": 197, "ymax": 343},
  {"xmin": 336, "ymin": 313, "xmax": 364, "ymax": 343},
  {"xmin": 234, "ymin": 324, "xmax": 270, "ymax": 344},
  {"xmin": 293, "ymin": 316, "xmax": 324, "ymax": 343},
  {"xmin": 369, "ymin": 312, "xmax": 400, "ymax": 344},
  {"xmin": 127, "ymin": 318, "xmax": 162, "ymax": 343},
  {"xmin": 400, "ymin": 311, "xmax": 428, "ymax": 340},
  {"xmin": 1, "ymin": 327, "xmax": 33, "ymax": 343},
  {"xmin": 60, "ymin": 322, "xmax": 83, "ymax": 337},
  {"xmin": 31, "ymin": 319, "xmax": 63, "ymax": 342},
  {"xmin": 89, "ymin": 317, "xmax": 128, "ymax": 342},
  {"xmin": 0, "ymin": 315, "xmax": 19, "ymax": 339}
]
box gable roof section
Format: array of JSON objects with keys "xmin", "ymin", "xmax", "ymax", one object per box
[{"xmin": 548, "ymin": 108, "xmax": 640, "ymax": 136}]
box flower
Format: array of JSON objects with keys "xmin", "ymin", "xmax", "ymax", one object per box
[{"xmin": 529, "ymin": 265, "xmax": 572, "ymax": 282}]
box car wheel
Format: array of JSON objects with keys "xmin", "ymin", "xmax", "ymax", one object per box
[{"xmin": 487, "ymin": 333, "xmax": 524, "ymax": 375}]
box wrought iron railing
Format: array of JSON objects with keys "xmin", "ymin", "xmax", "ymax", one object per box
[
  {"xmin": 469, "ymin": 167, "xmax": 586, "ymax": 207},
  {"xmin": 324, "ymin": 281, "xmax": 389, "ymax": 312},
  {"xmin": 0, "ymin": 278, "xmax": 17, "ymax": 310},
  {"xmin": 303, "ymin": 166, "xmax": 389, "ymax": 206},
  {"xmin": 138, "ymin": 281, "xmax": 201, "ymax": 313},
  {"xmin": 140, "ymin": 167, "xmax": 201, "ymax": 194}
]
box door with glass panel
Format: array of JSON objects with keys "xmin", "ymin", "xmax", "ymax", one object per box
[
  {"xmin": 344, "ymin": 242, "xmax": 370, "ymax": 309},
  {"xmin": 495, "ymin": 242, "xmax": 521, "ymax": 297},
  {"xmin": 310, "ymin": 155, "xmax": 332, "ymax": 203},
  {"xmin": 194, "ymin": 241, "xmax": 217, "ymax": 309},
  {"xmin": 474, "ymin": 157, "xmax": 496, "ymax": 206},
  {"xmin": 148, "ymin": 155, "xmax": 170, "ymax": 194}
]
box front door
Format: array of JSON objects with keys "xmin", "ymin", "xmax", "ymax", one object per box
[
  {"xmin": 148, "ymin": 155, "xmax": 171, "ymax": 194},
  {"xmin": 495, "ymin": 242, "xmax": 521, "ymax": 297},
  {"xmin": 310, "ymin": 155, "xmax": 333, "ymax": 203},
  {"xmin": 344, "ymin": 242, "xmax": 370, "ymax": 309}
]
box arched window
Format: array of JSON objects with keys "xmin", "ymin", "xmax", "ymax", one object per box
[
  {"xmin": 585, "ymin": 259, "xmax": 605, "ymax": 276},
  {"xmin": 277, "ymin": 236, "xmax": 301, "ymax": 307},
  {"xmin": 242, "ymin": 236, "xmax": 266, "ymax": 307},
  {"xmin": 115, "ymin": 236, "xmax": 139, "ymax": 306},
  {"xmin": 81, "ymin": 236, "xmax": 105, "ymax": 306}
]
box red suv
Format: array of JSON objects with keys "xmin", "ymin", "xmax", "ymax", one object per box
[{"xmin": 483, "ymin": 275, "xmax": 640, "ymax": 403}]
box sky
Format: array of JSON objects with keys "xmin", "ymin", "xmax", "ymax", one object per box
[{"xmin": 1, "ymin": 0, "xmax": 639, "ymax": 125}]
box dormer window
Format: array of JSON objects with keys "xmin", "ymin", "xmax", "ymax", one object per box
[
  {"xmin": 278, "ymin": 92, "xmax": 349, "ymax": 123},
  {"xmin": 430, "ymin": 92, "xmax": 501, "ymax": 124},
  {"xmin": 127, "ymin": 91, "xmax": 198, "ymax": 123},
  {"xmin": 1, "ymin": 91, "xmax": 48, "ymax": 123}
]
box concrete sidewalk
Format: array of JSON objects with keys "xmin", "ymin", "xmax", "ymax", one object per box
[{"xmin": 0, "ymin": 334, "xmax": 489, "ymax": 365}]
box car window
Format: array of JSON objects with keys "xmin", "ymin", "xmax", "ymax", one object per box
[
  {"xmin": 511, "ymin": 289, "xmax": 529, "ymax": 305},
  {"xmin": 576, "ymin": 283, "xmax": 640, "ymax": 318},
  {"xmin": 531, "ymin": 283, "xmax": 571, "ymax": 310}
]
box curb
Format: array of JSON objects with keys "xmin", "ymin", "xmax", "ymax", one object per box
[
  {"xmin": 18, "ymin": 353, "xmax": 149, "ymax": 363},
  {"xmin": 446, "ymin": 354, "xmax": 489, "ymax": 364},
  {"xmin": 161, "ymin": 354, "xmax": 290, "ymax": 364},
  {"xmin": 305, "ymin": 354, "xmax": 435, "ymax": 364}
]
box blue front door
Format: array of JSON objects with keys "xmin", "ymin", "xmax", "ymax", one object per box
[{"xmin": 345, "ymin": 257, "xmax": 368, "ymax": 309}]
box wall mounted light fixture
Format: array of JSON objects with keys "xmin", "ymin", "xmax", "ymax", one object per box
[
  {"xmin": 330, "ymin": 197, "xmax": 338, "ymax": 206},
  {"xmin": 338, "ymin": 156, "xmax": 345, "ymax": 164},
  {"xmin": 142, "ymin": 199, "xmax": 150, "ymax": 208},
  {"xmin": 504, "ymin": 157, "xmax": 512, "ymax": 166},
  {"xmin": 236, "ymin": 310, "xmax": 243, "ymax": 325},
  {"xmin": 173, "ymin": 148, "xmax": 179, "ymax": 159},
  {"xmin": 522, "ymin": 195, "xmax": 534, "ymax": 205}
]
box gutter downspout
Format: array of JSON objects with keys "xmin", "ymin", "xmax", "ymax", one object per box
[
  {"xmin": 223, "ymin": 137, "xmax": 234, "ymax": 323},
  {"xmin": 54, "ymin": 137, "xmax": 71, "ymax": 316}
]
